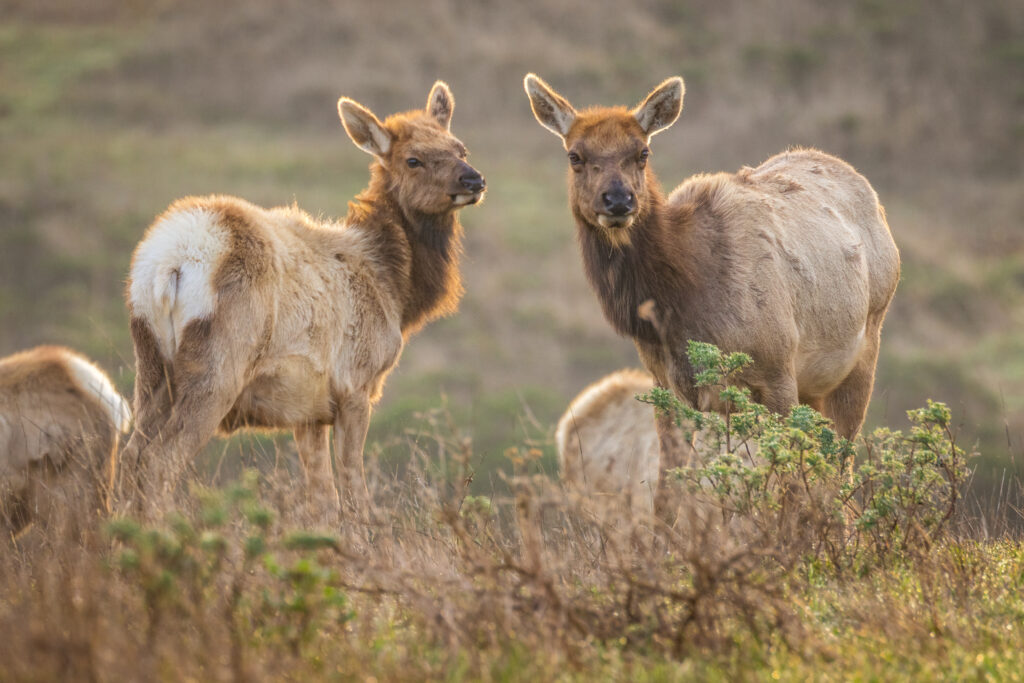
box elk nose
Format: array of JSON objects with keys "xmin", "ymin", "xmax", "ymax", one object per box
[
  {"xmin": 602, "ymin": 189, "xmax": 635, "ymax": 216},
  {"xmin": 459, "ymin": 170, "xmax": 486, "ymax": 193}
]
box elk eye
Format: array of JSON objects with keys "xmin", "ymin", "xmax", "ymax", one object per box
[
  {"xmin": 568, "ymin": 152, "xmax": 582, "ymax": 165},
  {"xmin": 406, "ymin": 158, "xmax": 422, "ymax": 168},
  {"xmin": 639, "ymin": 149, "xmax": 650, "ymax": 162}
]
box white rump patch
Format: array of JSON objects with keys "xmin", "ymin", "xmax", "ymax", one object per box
[
  {"xmin": 64, "ymin": 352, "xmax": 132, "ymax": 433},
  {"xmin": 129, "ymin": 208, "xmax": 230, "ymax": 359}
]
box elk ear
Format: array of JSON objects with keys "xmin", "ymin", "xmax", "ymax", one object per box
[
  {"xmin": 524, "ymin": 73, "xmax": 577, "ymax": 142},
  {"xmin": 632, "ymin": 77, "xmax": 684, "ymax": 141},
  {"xmin": 426, "ymin": 81, "xmax": 454, "ymax": 131},
  {"xmin": 338, "ymin": 97, "xmax": 392, "ymax": 159}
]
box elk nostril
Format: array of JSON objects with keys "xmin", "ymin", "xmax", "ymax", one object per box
[
  {"xmin": 460, "ymin": 172, "xmax": 484, "ymax": 191},
  {"xmin": 603, "ymin": 191, "xmax": 633, "ymax": 215}
]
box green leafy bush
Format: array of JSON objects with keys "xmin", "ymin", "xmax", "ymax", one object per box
[{"xmin": 640, "ymin": 341, "xmax": 970, "ymax": 571}]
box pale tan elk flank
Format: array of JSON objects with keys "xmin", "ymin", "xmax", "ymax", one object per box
[
  {"xmin": 526, "ymin": 74, "xmax": 900, "ymax": 506},
  {"xmin": 556, "ymin": 369, "xmax": 662, "ymax": 514},
  {"xmin": 121, "ymin": 82, "xmax": 485, "ymax": 519},
  {"xmin": 0, "ymin": 346, "xmax": 131, "ymax": 534},
  {"xmin": 557, "ymin": 369, "xmax": 756, "ymax": 515}
]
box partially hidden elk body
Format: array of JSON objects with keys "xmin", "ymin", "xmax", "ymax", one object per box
[
  {"xmin": 557, "ymin": 369, "xmax": 751, "ymax": 515},
  {"xmin": 0, "ymin": 346, "xmax": 131, "ymax": 534},
  {"xmin": 556, "ymin": 369, "xmax": 663, "ymax": 514},
  {"xmin": 121, "ymin": 82, "xmax": 485, "ymax": 519},
  {"xmin": 526, "ymin": 74, "xmax": 900, "ymax": 504}
]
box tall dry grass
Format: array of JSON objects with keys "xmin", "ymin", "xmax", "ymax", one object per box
[{"xmin": 3, "ymin": 386, "xmax": 1019, "ymax": 681}]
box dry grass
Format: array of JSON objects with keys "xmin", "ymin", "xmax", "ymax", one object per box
[
  {"xmin": 2, "ymin": 437, "xmax": 793, "ymax": 680},
  {"xmin": 3, "ymin": 399, "xmax": 1022, "ymax": 681}
]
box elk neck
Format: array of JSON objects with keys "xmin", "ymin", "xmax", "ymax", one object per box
[
  {"xmin": 344, "ymin": 164, "xmax": 465, "ymax": 339},
  {"xmin": 575, "ymin": 180, "xmax": 697, "ymax": 346}
]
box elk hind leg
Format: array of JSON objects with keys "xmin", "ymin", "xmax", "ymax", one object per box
[
  {"xmin": 824, "ymin": 339, "xmax": 880, "ymax": 442},
  {"xmin": 136, "ymin": 320, "xmax": 250, "ymax": 519},
  {"xmin": 117, "ymin": 317, "xmax": 175, "ymax": 513}
]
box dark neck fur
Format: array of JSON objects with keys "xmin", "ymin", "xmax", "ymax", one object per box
[
  {"xmin": 576, "ymin": 182, "xmax": 695, "ymax": 345},
  {"xmin": 345, "ymin": 164, "xmax": 464, "ymax": 339}
]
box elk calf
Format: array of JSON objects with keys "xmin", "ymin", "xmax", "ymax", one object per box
[
  {"xmin": 121, "ymin": 82, "xmax": 485, "ymax": 519},
  {"xmin": 526, "ymin": 74, "xmax": 899, "ymax": 511},
  {"xmin": 0, "ymin": 346, "xmax": 130, "ymax": 534}
]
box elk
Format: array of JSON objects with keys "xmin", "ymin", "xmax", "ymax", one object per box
[
  {"xmin": 0, "ymin": 346, "xmax": 131, "ymax": 534},
  {"xmin": 556, "ymin": 369, "xmax": 663, "ymax": 514},
  {"xmin": 557, "ymin": 369, "xmax": 758, "ymax": 514},
  {"xmin": 120, "ymin": 82, "xmax": 485, "ymax": 520},
  {"xmin": 526, "ymin": 74, "xmax": 900, "ymax": 508}
]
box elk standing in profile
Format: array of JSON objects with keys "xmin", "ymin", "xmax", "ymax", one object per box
[
  {"xmin": 0, "ymin": 346, "xmax": 131, "ymax": 535},
  {"xmin": 120, "ymin": 82, "xmax": 485, "ymax": 520},
  {"xmin": 525, "ymin": 74, "xmax": 899, "ymax": 509}
]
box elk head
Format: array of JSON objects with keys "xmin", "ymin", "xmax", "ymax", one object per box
[
  {"xmin": 524, "ymin": 74, "xmax": 683, "ymax": 244},
  {"xmin": 339, "ymin": 81, "xmax": 486, "ymax": 216}
]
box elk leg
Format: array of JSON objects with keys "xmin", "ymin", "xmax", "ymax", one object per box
[
  {"xmin": 758, "ymin": 371, "xmax": 800, "ymax": 418},
  {"xmin": 134, "ymin": 392, "xmax": 232, "ymax": 518},
  {"xmin": 653, "ymin": 400, "xmax": 689, "ymax": 523},
  {"xmin": 825, "ymin": 328, "xmax": 881, "ymax": 441},
  {"xmin": 294, "ymin": 423, "xmax": 341, "ymax": 525},
  {"xmin": 333, "ymin": 396, "xmax": 371, "ymax": 516},
  {"xmin": 116, "ymin": 318, "xmax": 175, "ymax": 513},
  {"xmin": 137, "ymin": 321, "xmax": 251, "ymax": 519}
]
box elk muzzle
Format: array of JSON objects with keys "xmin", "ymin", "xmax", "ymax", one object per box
[
  {"xmin": 596, "ymin": 180, "xmax": 636, "ymax": 228},
  {"xmin": 452, "ymin": 161, "xmax": 486, "ymax": 206}
]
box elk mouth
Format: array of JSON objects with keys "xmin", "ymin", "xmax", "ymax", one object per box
[
  {"xmin": 451, "ymin": 190, "xmax": 485, "ymax": 206},
  {"xmin": 597, "ymin": 213, "xmax": 635, "ymax": 229}
]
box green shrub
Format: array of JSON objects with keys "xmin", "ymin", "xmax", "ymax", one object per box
[{"xmin": 640, "ymin": 341, "xmax": 970, "ymax": 572}]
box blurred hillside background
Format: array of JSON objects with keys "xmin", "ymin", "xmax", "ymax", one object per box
[{"xmin": 1, "ymin": 0, "xmax": 1021, "ymax": 507}]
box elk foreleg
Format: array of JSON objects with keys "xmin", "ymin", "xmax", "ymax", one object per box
[
  {"xmin": 333, "ymin": 395, "xmax": 372, "ymax": 517},
  {"xmin": 757, "ymin": 369, "xmax": 799, "ymax": 418},
  {"xmin": 653, "ymin": 399, "xmax": 691, "ymax": 524},
  {"xmin": 294, "ymin": 422, "xmax": 341, "ymax": 525}
]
